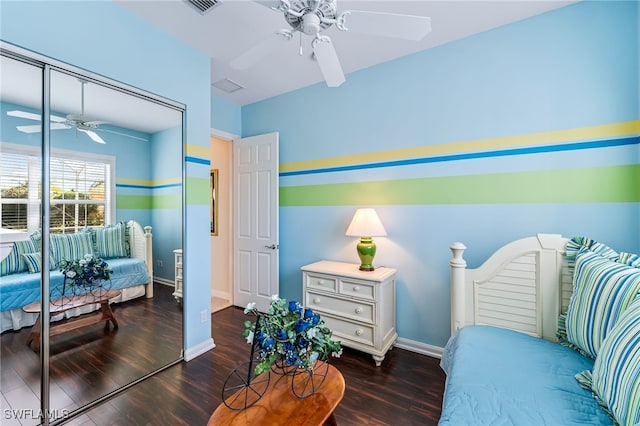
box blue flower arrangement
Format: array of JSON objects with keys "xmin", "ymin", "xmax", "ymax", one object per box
[
  {"xmin": 243, "ymin": 296, "xmax": 342, "ymax": 376},
  {"xmin": 59, "ymin": 254, "xmax": 112, "ymax": 287}
]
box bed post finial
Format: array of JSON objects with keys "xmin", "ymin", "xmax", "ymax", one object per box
[
  {"xmin": 144, "ymin": 226, "xmax": 153, "ymax": 298},
  {"xmin": 450, "ymin": 242, "xmax": 467, "ymax": 336}
]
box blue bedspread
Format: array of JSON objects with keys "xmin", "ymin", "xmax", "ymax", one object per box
[
  {"xmin": 0, "ymin": 258, "xmax": 149, "ymax": 312},
  {"xmin": 439, "ymin": 325, "xmax": 613, "ymax": 425}
]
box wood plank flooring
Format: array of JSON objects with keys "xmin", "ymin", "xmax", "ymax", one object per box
[{"xmin": 1, "ymin": 285, "xmax": 446, "ymax": 425}]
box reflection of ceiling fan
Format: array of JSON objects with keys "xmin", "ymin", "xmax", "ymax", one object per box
[
  {"xmin": 8, "ymin": 79, "xmax": 108, "ymax": 144},
  {"xmin": 231, "ymin": 0, "xmax": 432, "ymax": 87}
]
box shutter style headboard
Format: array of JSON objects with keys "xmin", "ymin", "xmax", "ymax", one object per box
[{"xmin": 449, "ymin": 234, "xmax": 570, "ymax": 341}]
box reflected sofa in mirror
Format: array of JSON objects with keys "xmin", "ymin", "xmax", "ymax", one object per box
[{"xmin": 0, "ymin": 51, "xmax": 184, "ymax": 423}]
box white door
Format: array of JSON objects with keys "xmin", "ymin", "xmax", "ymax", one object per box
[{"xmin": 233, "ymin": 132, "xmax": 279, "ymax": 313}]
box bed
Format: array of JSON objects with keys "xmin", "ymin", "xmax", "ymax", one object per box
[
  {"xmin": 439, "ymin": 234, "xmax": 640, "ymax": 425},
  {"xmin": 0, "ymin": 220, "xmax": 153, "ymax": 333}
]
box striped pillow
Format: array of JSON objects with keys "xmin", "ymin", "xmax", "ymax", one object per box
[
  {"xmin": 576, "ymin": 296, "xmax": 640, "ymax": 425},
  {"xmin": 50, "ymin": 233, "xmax": 94, "ymax": 266},
  {"xmin": 95, "ymin": 223, "xmax": 128, "ymax": 259},
  {"xmin": 21, "ymin": 252, "xmax": 56, "ymax": 274},
  {"xmin": 565, "ymin": 236, "xmax": 619, "ymax": 276},
  {"xmin": 0, "ymin": 239, "xmax": 36, "ymax": 276},
  {"xmin": 565, "ymin": 248, "xmax": 640, "ymax": 358}
]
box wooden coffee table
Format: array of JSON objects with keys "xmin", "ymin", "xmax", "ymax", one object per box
[
  {"xmin": 208, "ymin": 364, "xmax": 345, "ymax": 426},
  {"xmin": 23, "ymin": 289, "xmax": 121, "ymax": 352}
]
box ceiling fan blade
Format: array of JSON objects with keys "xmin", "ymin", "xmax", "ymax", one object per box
[
  {"xmin": 312, "ymin": 36, "xmax": 345, "ymax": 88},
  {"xmin": 95, "ymin": 127, "xmax": 149, "ymax": 142},
  {"xmin": 230, "ymin": 30, "xmax": 293, "ymax": 70},
  {"xmin": 7, "ymin": 110, "xmax": 67, "ymax": 122},
  {"xmin": 78, "ymin": 128, "xmax": 106, "ymax": 144},
  {"xmin": 16, "ymin": 123, "xmax": 70, "ymax": 133},
  {"xmin": 341, "ymin": 10, "xmax": 432, "ymax": 41},
  {"xmin": 16, "ymin": 124, "xmax": 43, "ymax": 133}
]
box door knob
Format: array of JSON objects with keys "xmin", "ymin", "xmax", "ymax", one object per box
[{"xmin": 264, "ymin": 244, "xmax": 278, "ymax": 250}]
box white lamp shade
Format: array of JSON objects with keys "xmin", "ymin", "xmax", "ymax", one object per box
[{"xmin": 345, "ymin": 208, "xmax": 387, "ymax": 237}]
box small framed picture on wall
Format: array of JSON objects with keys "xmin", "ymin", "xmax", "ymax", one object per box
[{"xmin": 211, "ymin": 169, "xmax": 218, "ymax": 236}]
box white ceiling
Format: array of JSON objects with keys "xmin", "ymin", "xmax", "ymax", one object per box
[
  {"xmin": 116, "ymin": 0, "xmax": 578, "ymax": 106},
  {"xmin": 1, "ymin": 54, "xmax": 182, "ymax": 135}
]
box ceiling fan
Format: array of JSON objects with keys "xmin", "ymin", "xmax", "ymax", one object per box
[
  {"xmin": 8, "ymin": 79, "xmax": 109, "ymax": 144},
  {"xmin": 230, "ymin": 0, "xmax": 432, "ymax": 87}
]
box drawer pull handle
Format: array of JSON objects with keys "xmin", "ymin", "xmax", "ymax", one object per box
[
  {"xmin": 318, "ymin": 280, "xmax": 324, "ymax": 285},
  {"xmin": 313, "ymin": 298, "xmax": 321, "ymax": 304},
  {"xmin": 355, "ymin": 307, "xmax": 363, "ymax": 314},
  {"xmin": 356, "ymin": 328, "xmax": 364, "ymax": 336},
  {"xmin": 353, "ymin": 286, "xmax": 360, "ymax": 292}
]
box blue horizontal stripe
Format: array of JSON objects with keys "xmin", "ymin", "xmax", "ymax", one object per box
[
  {"xmin": 154, "ymin": 183, "xmax": 182, "ymax": 189},
  {"xmin": 280, "ymin": 136, "xmax": 639, "ymax": 177},
  {"xmin": 186, "ymin": 156, "xmax": 210, "ymax": 165},
  {"xmin": 116, "ymin": 184, "xmax": 152, "ymax": 189},
  {"xmin": 116, "ymin": 183, "xmax": 182, "ymax": 189}
]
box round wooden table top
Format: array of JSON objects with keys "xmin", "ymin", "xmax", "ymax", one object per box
[{"xmin": 208, "ymin": 364, "xmax": 345, "ymax": 426}]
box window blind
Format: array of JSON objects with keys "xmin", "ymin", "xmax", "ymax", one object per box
[{"xmin": 0, "ymin": 143, "xmax": 114, "ymax": 233}]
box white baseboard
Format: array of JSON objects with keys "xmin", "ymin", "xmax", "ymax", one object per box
[
  {"xmin": 154, "ymin": 276, "xmax": 174, "ymax": 287},
  {"xmin": 394, "ymin": 337, "xmax": 443, "ymax": 359},
  {"xmin": 184, "ymin": 338, "xmax": 216, "ymax": 361},
  {"xmin": 212, "ymin": 289, "xmax": 231, "ymax": 300}
]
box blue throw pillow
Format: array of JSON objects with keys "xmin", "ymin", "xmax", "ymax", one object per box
[
  {"xmin": 565, "ymin": 248, "xmax": 640, "ymax": 358},
  {"xmin": 576, "ymin": 296, "xmax": 640, "ymax": 425}
]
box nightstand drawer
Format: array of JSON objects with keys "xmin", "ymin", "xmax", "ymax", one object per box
[
  {"xmin": 322, "ymin": 314, "xmax": 374, "ymax": 347},
  {"xmin": 305, "ymin": 273, "xmax": 338, "ymax": 293},
  {"xmin": 339, "ymin": 279, "xmax": 375, "ymax": 300},
  {"xmin": 306, "ymin": 291, "xmax": 374, "ymax": 324}
]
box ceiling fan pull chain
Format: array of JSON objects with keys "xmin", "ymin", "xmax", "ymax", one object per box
[
  {"xmin": 80, "ymin": 81, "xmax": 85, "ymax": 115},
  {"xmin": 299, "ymin": 31, "xmax": 303, "ymax": 56}
]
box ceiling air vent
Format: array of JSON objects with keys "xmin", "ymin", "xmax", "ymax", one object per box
[
  {"xmin": 184, "ymin": 0, "xmax": 223, "ymax": 15},
  {"xmin": 212, "ymin": 78, "xmax": 244, "ymax": 94}
]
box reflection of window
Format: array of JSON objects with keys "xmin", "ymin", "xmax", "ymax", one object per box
[{"xmin": 0, "ymin": 143, "xmax": 115, "ymax": 233}]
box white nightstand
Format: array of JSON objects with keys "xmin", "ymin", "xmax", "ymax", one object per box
[
  {"xmin": 301, "ymin": 260, "xmax": 397, "ymax": 366},
  {"xmin": 173, "ymin": 249, "xmax": 183, "ymax": 302}
]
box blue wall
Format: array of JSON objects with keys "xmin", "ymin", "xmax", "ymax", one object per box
[
  {"xmin": 212, "ymin": 95, "xmax": 241, "ymax": 136},
  {"xmin": 1, "ymin": 1, "xmax": 212, "ymax": 352},
  {"xmin": 241, "ymin": 1, "xmax": 640, "ymax": 348}
]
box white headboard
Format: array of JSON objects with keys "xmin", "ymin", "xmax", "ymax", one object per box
[
  {"xmin": 449, "ymin": 234, "xmax": 572, "ymax": 341},
  {"xmin": 127, "ymin": 220, "xmax": 154, "ymax": 298}
]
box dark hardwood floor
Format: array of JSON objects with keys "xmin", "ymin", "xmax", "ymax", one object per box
[{"xmin": 1, "ymin": 286, "xmax": 446, "ymax": 425}]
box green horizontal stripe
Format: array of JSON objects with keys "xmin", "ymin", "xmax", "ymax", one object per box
[
  {"xmin": 152, "ymin": 195, "xmax": 181, "ymax": 209},
  {"xmin": 117, "ymin": 195, "xmax": 152, "ymax": 209},
  {"xmin": 117, "ymin": 194, "xmax": 181, "ymax": 209},
  {"xmin": 185, "ymin": 176, "xmax": 209, "ymax": 205},
  {"xmin": 280, "ymin": 165, "xmax": 640, "ymax": 206}
]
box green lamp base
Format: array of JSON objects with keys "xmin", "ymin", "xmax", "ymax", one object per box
[{"xmin": 356, "ymin": 237, "xmax": 377, "ymax": 271}]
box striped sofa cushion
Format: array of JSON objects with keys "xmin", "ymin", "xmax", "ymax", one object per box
[
  {"xmin": 95, "ymin": 222, "xmax": 128, "ymax": 259},
  {"xmin": 565, "ymin": 248, "xmax": 640, "ymax": 359},
  {"xmin": 576, "ymin": 296, "xmax": 640, "ymax": 426},
  {"xmin": 50, "ymin": 233, "xmax": 94, "ymax": 266},
  {"xmin": 0, "ymin": 239, "xmax": 36, "ymax": 276},
  {"xmin": 20, "ymin": 252, "xmax": 56, "ymax": 274}
]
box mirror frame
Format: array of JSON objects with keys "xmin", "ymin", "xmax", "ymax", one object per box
[{"xmin": 0, "ymin": 42, "xmax": 186, "ymax": 425}]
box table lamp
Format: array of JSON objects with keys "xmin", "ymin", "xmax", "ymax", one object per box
[{"xmin": 345, "ymin": 208, "xmax": 387, "ymax": 271}]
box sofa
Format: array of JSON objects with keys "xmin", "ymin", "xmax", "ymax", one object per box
[
  {"xmin": 439, "ymin": 235, "xmax": 640, "ymax": 426},
  {"xmin": 0, "ymin": 220, "xmax": 153, "ymax": 333}
]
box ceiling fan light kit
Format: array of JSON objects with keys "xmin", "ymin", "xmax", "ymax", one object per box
[{"xmin": 231, "ymin": 0, "xmax": 432, "ymax": 88}]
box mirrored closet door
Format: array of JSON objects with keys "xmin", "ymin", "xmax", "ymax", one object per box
[{"xmin": 1, "ymin": 47, "xmax": 185, "ymax": 425}]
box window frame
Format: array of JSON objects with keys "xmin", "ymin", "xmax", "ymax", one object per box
[{"xmin": 0, "ymin": 141, "xmax": 116, "ymax": 233}]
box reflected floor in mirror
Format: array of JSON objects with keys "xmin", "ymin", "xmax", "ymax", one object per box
[{"xmin": 0, "ymin": 283, "xmax": 182, "ymax": 425}]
